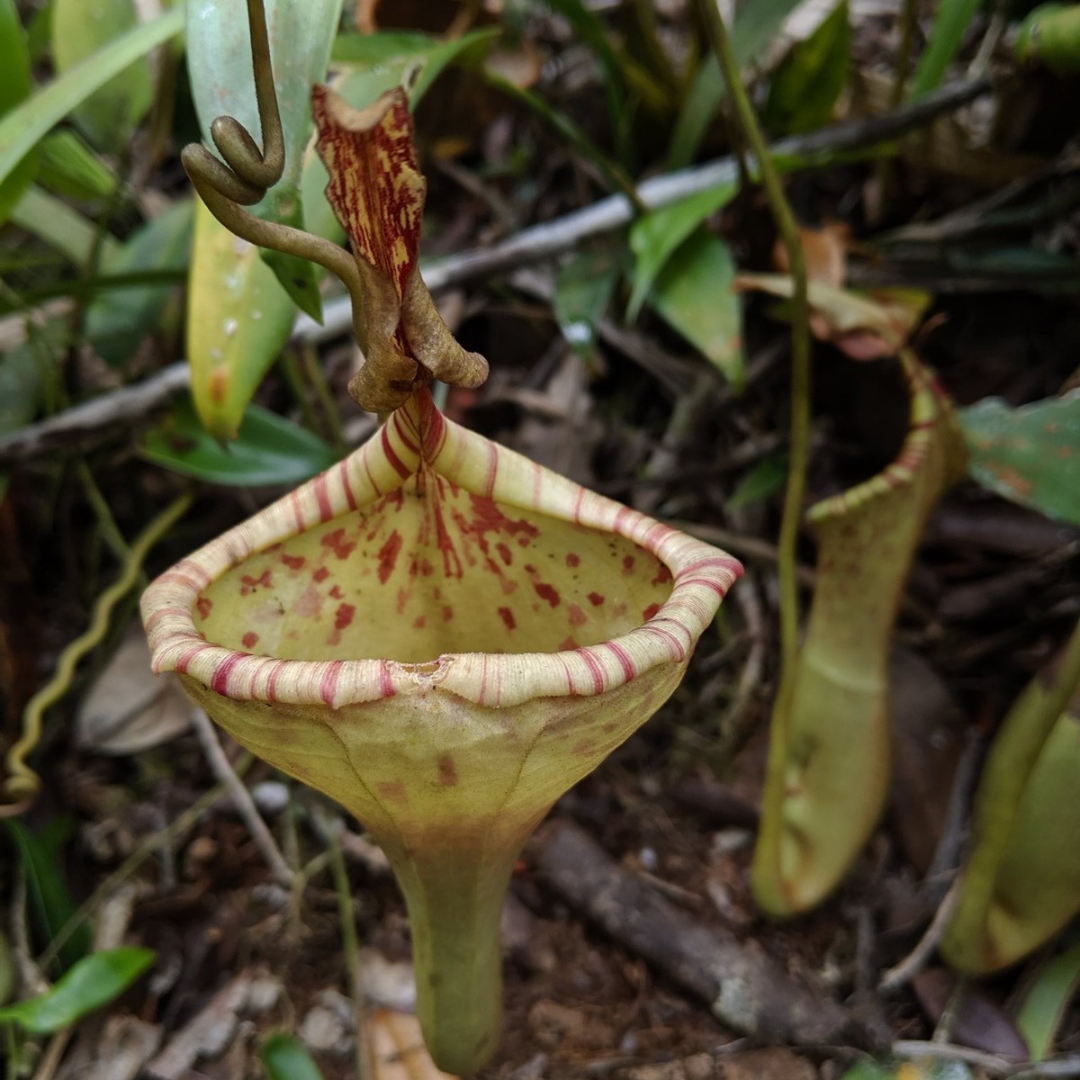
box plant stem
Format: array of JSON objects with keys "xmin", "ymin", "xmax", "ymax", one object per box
[
  {"xmin": 694, "ymin": 0, "xmax": 812, "ymax": 895},
  {"xmin": 694, "ymin": 0, "xmax": 810, "ymax": 684}
]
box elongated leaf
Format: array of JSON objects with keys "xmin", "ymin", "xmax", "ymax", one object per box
[
  {"xmin": 36, "ymin": 129, "xmax": 117, "ymax": 202},
  {"xmin": 1016, "ymin": 940, "xmax": 1080, "ymax": 1060},
  {"xmin": 628, "ymin": 183, "xmax": 736, "ymax": 320},
  {"xmin": 910, "ymin": 0, "xmax": 986, "ymax": 98},
  {"xmin": 186, "ymin": 0, "xmax": 343, "ymax": 317},
  {"xmin": 260, "ymin": 1032, "xmax": 326, "ymax": 1080},
  {"xmin": 9, "ymin": 184, "xmax": 119, "ymax": 265},
  {"xmin": 0, "ymin": 4, "xmax": 184, "ymax": 191},
  {"xmin": 141, "ymin": 396, "xmax": 335, "ymax": 486},
  {"xmin": 764, "ymin": 0, "xmax": 850, "ymax": 135},
  {"xmin": 0, "ymin": 947, "xmax": 155, "ymax": 1034},
  {"xmin": 4, "ymin": 819, "xmax": 91, "ymax": 969},
  {"xmin": 185, "ymin": 198, "xmax": 296, "ymax": 440},
  {"xmin": 86, "ymin": 199, "xmax": 193, "ymax": 367},
  {"xmin": 553, "ymin": 244, "xmax": 621, "ymax": 357},
  {"xmin": 960, "ymin": 393, "xmax": 1080, "ymax": 526},
  {"xmin": 0, "ymin": 0, "xmax": 35, "ymax": 222},
  {"xmin": 648, "ymin": 229, "xmax": 743, "ymax": 385},
  {"xmin": 52, "ymin": 0, "xmax": 151, "ymax": 152}
]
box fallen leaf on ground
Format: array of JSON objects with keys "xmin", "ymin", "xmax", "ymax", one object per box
[{"xmin": 76, "ymin": 626, "xmax": 192, "ymax": 755}]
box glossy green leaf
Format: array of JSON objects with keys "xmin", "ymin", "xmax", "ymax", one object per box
[
  {"xmin": 141, "ymin": 395, "xmax": 335, "ymax": 486},
  {"xmin": 960, "ymin": 393, "xmax": 1080, "ymax": 526},
  {"xmin": 9, "ymin": 184, "xmax": 119, "ymax": 265},
  {"xmin": 728, "ymin": 452, "xmax": 789, "ymax": 509},
  {"xmin": 185, "ymin": 198, "xmax": 296, "ymax": 440},
  {"xmin": 648, "ymin": 229, "xmax": 743, "ymax": 385},
  {"xmin": 0, "ymin": 947, "xmax": 155, "ymax": 1034},
  {"xmin": 86, "ymin": 199, "xmax": 193, "ymax": 367},
  {"xmin": 0, "ymin": 0, "xmax": 35, "ymax": 222},
  {"xmin": 667, "ymin": 0, "xmax": 804, "ymax": 167},
  {"xmin": 0, "ymin": 4, "xmax": 183, "ymax": 191},
  {"xmin": 4, "ymin": 819, "xmax": 91, "ymax": 970},
  {"xmin": 909, "ymin": 0, "xmax": 986, "ymax": 98},
  {"xmin": 764, "ymin": 1, "xmax": 850, "ymax": 135},
  {"xmin": 36, "ymin": 129, "xmax": 117, "ymax": 202},
  {"xmin": 628, "ymin": 182, "xmax": 737, "ymax": 320},
  {"xmin": 1016, "ymin": 940, "xmax": 1080, "ymax": 1060},
  {"xmin": 260, "ymin": 1032, "xmax": 326, "ymax": 1080},
  {"xmin": 186, "ymin": 0, "xmax": 343, "ymax": 318},
  {"xmin": 51, "ymin": 0, "xmax": 152, "ymax": 152},
  {"xmin": 553, "ymin": 245, "xmax": 621, "ymax": 357}
]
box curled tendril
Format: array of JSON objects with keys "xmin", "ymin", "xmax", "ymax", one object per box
[{"xmin": 180, "ymin": 0, "xmax": 369, "ymax": 348}]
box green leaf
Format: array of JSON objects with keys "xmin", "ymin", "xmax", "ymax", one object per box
[
  {"xmin": 86, "ymin": 199, "xmax": 193, "ymax": 367},
  {"xmin": 959, "ymin": 393, "xmax": 1080, "ymax": 525},
  {"xmin": 553, "ymin": 244, "xmax": 622, "ymax": 357},
  {"xmin": 36, "ymin": 129, "xmax": 118, "ymax": 202},
  {"xmin": 628, "ymin": 182, "xmax": 737, "ymax": 320},
  {"xmin": 0, "ymin": 338, "xmax": 46, "ymax": 437},
  {"xmin": 0, "ymin": 947, "xmax": 155, "ymax": 1034},
  {"xmin": 186, "ymin": 0, "xmax": 344, "ymax": 317},
  {"xmin": 0, "ymin": 0, "xmax": 36, "ymax": 222},
  {"xmin": 185, "ymin": 197, "xmax": 296, "ymax": 440},
  {"xmin": 51, "ymin": 0, "xmax": 152, "ymax": 152},
  {"xmin": 260, "ymin": 1032, "xmax": 326, "ymax": 1080},
  {"xmin": 1016, "ymin": 940, "xmax": 1080, "ymax": 1060},
  {"xmin": 728, "ymin": 452, "xmax": 790, "ymax": 509},
  {"xmin": 667, "ymin": 0, "xmax": 804, "ymax": 167},
  {"xmin": 9, "ymin": 184, "xmax": 119, "ymax": 265},
  {"xmin": 4, "ymin": 819, "xmax": 91, "ymax": 970},
  {"xmin": 764, "ymin": 1, "xmax": 850, "ymax": 135},
  {"xmin": 648, "ymin": 228, "xmax": 744, "ymax": 385},
  {"xmin": 141, "ymin": 396, "xmax": 336, "ymax": 486},
  {"xmin": 0, "ymin": 4, "xmax": 184, "ymax": 191},
  {"xmin": 909, "ymin": 0, "xmax": 986, "ymax": 98}
]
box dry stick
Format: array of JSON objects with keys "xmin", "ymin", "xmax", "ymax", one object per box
[
  {"xmin": 0, "ymin": 77, "xmax": 992, "ymax": 467},
  {"xmin": 534, "ymin": 819, "xmax": 889, "ymax": 1049},
  {"xmin": 189, "ymin": 708, "xmax": 294, "ymax": 887}
]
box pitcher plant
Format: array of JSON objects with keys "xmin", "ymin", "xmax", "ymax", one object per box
[{"xmin": 142, "ymin": 3, "xmax": 742, "ymax": 1073}]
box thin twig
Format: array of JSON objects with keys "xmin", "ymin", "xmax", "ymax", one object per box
[
  {"xmin": 190, "ymin": 708, "xmax": 294, "ymax": 887},
  {"xmin": 889, "ymin": 1041, "xmax": 1080, "ymax": 1078},
  {"xmin": 879, "ymin": 879, "xmax": 961, "ymax": 992}
]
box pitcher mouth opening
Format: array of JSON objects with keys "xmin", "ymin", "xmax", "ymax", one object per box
[{"xmin": 143, "ymin": 394, "xmax": 742, "ymax": 710}]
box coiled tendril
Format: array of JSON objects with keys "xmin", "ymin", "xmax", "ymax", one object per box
[{"xmin": 180, "ymin": 0, "xmax": 367, "ymax": 342}]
